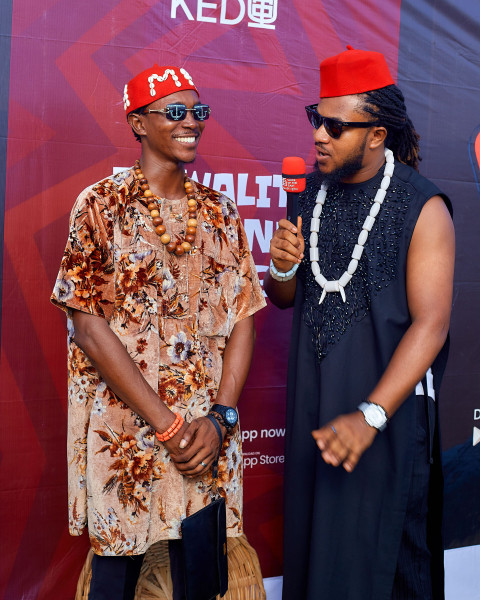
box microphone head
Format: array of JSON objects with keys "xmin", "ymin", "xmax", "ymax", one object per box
[{"xmin": 282, "ymin": 156, "xmax": 306, "ymax": 193}]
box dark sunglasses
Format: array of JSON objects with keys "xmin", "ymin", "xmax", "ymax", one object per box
[
  {"xmin": 145, "ymin": 103, "xmax": 211, "ymax": 121},
  {"xmin": 305, "ymin": 104, "xmax": 379, "ymax": 139}
]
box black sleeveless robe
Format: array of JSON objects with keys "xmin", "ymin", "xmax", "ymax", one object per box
[{"xmin": 282, "ymin": 162, "xmax": 451, "ymax": 600}]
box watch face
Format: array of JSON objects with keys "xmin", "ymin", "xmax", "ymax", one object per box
[
  {"xmin": 365, "ymin": 405, "xmax": 386, "ymax": 428},
  {"xmin": 225, "ymin": 408, "xmax": 238, "ymax": 426},
  {"xmin": 211, "ymin": 404, "xmax": 238, "ymax": 429}
]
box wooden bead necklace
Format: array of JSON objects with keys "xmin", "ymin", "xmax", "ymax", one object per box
[{"xmin": 134, "ymin": 159, "xmax": 198, "ymax": 255}]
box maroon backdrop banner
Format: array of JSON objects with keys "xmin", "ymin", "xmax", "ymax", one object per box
[{"xmin": 2, "ymin": 0, "xmax": 480, "ymax": 598}]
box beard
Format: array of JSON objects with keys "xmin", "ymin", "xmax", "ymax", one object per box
[{"xmin": 314, "ymin": 136, "xmax": 368, "ymax": 184}]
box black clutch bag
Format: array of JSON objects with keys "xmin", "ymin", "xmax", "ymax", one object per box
[
  {"xmin": 180, "ymin": 495, "xmax": 228, "ymax": 600},
  {"xmin": 180, "ymin": 418, "xmax": 228, "ymax": 600}
]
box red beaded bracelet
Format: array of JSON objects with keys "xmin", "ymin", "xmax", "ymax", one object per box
[{"xmin": 155, "ymin": 413, "xmax": 184, "ymax": 442}]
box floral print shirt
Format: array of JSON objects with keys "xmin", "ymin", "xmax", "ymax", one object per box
[{"xmin": 51, "ymin": 168, "xmax": 266, "ymax": 556}]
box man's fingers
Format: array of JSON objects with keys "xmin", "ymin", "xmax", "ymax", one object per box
[
  {"xmin": 176, "ymin": 421, "xmax": 198, "ymax": 450},
  {"xmin": 173, "ymin": 452, "xmax": 215, "ymax": 476},
  {"xmin": 271, "ymin": 232, "xmax": 302, "ymax": 258},
  {"xmin": 343, "ymin": 449, "xmax": 361, "ymax": 472},
  {"xmin": 296, "ymin": 216, "xmax": 304, "ymax": 243},
  {"xmin": 172, "ymin": 441, "xmax": 203, "ymax": 463},
  {"xmin": 178, "ymin": 423, "xmax": 193, "ymax": 449},
  {"xmin": 321, "ymin": 449, "xmax": 339, "ymax": 466},
  {"xmin": 164, "ymin": 422, "xmax": 197, "ymax": 459},
  {"xmin": 311, "ymin": 429, "xmax": 326, "ymax": 451},
  {"xmin": 321, "ymin": 438, "xmax": 350, "ymax": 466},
  {"xmin": 278, "ymin": 218, "xmax": 299, "ymax": 234},
  {"xmin": 271, "ymin": 218, "xmax": 304, "ymax": 267},
  {"xmin": 313, "ymin": 421, "xmax": 358, "ymax": 468},
  {"xmin": 312, "ymin": 423, "xmax": 336, "ymax": 451},
  {"xmin": 169, "ymin": 416, "xmax": 220, "ymax": 467}
]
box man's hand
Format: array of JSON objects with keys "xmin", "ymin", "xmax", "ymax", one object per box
[
  {"xmin": 164, "ymin": 417, "xmax": 224, "ymax": 477},
  {"xmin": 270, "ymin": 216, "xmax": 305, "ymax": 273},
  {"xmin": 265, "ymin": 216, "xmax": 305, "ymax": 308},
  {"xmin": 311, "ymin": 411, "xmax": 378, "ymax": 472}
]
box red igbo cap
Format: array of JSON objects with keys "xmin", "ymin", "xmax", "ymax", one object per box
[
  {"xmin": 123, "ymin": 65, "xmax": 199, "ymax": 113},
  {"xmin": 319, "ymin": 45, "xmax": 394, "ymax": 98}
]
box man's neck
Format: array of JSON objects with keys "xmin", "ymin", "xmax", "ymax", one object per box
[{"xmin": 138, "ymin": 154, "xmax": 187, "ymax": 200}]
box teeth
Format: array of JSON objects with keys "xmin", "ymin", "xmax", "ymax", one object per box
[{"xmin": 176, "ymin": 137, "xmax": 196, "ymax": 144}]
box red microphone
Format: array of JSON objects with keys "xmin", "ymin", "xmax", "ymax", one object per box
[{"xmin": 282, "ymin": 156, "xmax": 306, "ymax": 224}]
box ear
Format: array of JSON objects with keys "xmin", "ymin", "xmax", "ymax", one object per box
[
  {"xmin": 368, "ymin": 126, "xmax": 387, "ymax": 149},
  {"xmin": 127, "ymin": 112, "xmax": 147, "ymax": 138}
]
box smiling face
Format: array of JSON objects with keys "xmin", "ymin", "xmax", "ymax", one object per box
[
  {"xmin": 313, "ymin": 94, "xmax": 386, "ymax": 184},
  {"xmin": 129, "ymin": 89, "xmax": 205, "ymax": 166}
]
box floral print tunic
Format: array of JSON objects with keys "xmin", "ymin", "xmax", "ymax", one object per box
[{"xmin": 51, "ymin": 168, "xmax": 266, "ymax": 556}]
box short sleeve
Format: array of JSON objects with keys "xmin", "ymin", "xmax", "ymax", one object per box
[
  {"xmin": 233, "ymin": 213, "xmax": 266, "ymax": 323},
  {"xmin": 51, "ymin": 186, "xmax": 116, "ymax": 321}
]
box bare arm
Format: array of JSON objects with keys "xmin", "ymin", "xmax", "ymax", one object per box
[
  {"xmin": 312, "ymin": 196, "xmax": 455, "ymax": 471},
  {"xmin": 72, "ymin": 309, "xmax": 205, "ymax": 472},
  {"xmin": 366, "ymin": 196, "xmax": 454, "ymax": 413},
  {"xmin": 72, "ymin": 310, "xmax": 176, "ymax": 433},
  {"xmin": 173, "ymin": 315, "xmax": 256, "ymax": 475},
  {"xmin": 216, "ymin": 314, "xmax": 256, "ymax": 408},
  {"xmin": 73, "ymin": 311, "xmax": 256, "ymax": 476},
  {"xmin": 264, "ymin": 217, "xmax": 304, "ymax": 308}
]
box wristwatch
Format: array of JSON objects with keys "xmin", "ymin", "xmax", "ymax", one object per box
[
  {"xmin": 209, "ymin": 404, "xmax": 238, "ymax": 431},
  {"xmin": 358, "ymin": 401, "xmax": 388, "ymax": 431}
]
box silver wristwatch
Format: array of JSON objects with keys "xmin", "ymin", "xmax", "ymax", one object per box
[{"xmin": 358, "ymin": 402, "xmax": 388, "ymax": 431}]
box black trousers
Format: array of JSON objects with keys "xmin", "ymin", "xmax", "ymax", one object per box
[
  {"xmin": 88, "ymin": 541, "xmax": 186, "ymax": 600},
  {"xmin": 88, "ymin": 553, "xmax": 144, "ymax": 600}
]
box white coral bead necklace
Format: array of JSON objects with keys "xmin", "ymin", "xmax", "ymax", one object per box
[{"xmin": 310, "ymin": 148, "xmax": 394, "ymax": 304}]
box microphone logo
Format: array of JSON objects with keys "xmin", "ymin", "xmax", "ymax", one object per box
[
  {"xmin": 282, "ymin": 156, "xmax": 306, "ymax": 193},
  {"xmin": 282, "ymin": 156, "xmax": 306, "ymax": 224},
  {"xmin": 282, "ymin": 176, "xmax": 305, "ymax": 192}
]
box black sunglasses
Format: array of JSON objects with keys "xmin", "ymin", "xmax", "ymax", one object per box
[
  {"xmin": 145, "ymin": 103, "xmax": 211, "ymax": 121},
  {"xmin": 305, "ymin": 104, "xmax": 379, "ymax": 139}
]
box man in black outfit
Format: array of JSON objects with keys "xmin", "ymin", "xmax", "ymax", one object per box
[{"xmin": 265, "ymin": 46, "xmax": 454, "ymax": 599}]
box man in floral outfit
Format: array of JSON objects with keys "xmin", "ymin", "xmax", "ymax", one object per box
[{"xmin": 51, "ymin": 65, "xmax": 265, "ymax": 600}]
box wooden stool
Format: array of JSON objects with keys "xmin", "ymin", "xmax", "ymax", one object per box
[{"xmin": 75, "ymin": 535, "xmax": 266, "ymax": 600}]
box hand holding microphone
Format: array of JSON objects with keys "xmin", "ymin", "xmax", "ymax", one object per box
[{"xmin": 269, "ymin": 157, "xmax": 306, "ymax": 279}]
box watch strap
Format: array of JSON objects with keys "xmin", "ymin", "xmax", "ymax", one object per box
[{"xmin": 206, "ymin": 414, "xmax": 223, "ymax": 478}]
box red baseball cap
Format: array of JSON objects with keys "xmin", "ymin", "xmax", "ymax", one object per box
[
  {"xmin": 123, "ymin": 65, "xmax": 199, "ymax": 113},
  {"xmin": 320, "ymin": 45, "xmax": 395, "ymax": 98}
]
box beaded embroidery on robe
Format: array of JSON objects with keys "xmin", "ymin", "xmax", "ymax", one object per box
[
  {"xmin": 298, "ymin": 169, "xmax": 411, "ymax": 361},
  {"xmin": 51, "ymin": 167, "xmax": 266, "ymax": 555}
]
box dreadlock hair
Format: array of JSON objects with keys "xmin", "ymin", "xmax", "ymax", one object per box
[
  {"xmin": 360, "ymin": 85, "xmax": 421, "ymax": 171},
  {"xmin": 127, "ymin": 105, "xmax": 147, "ymax": 143}
]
